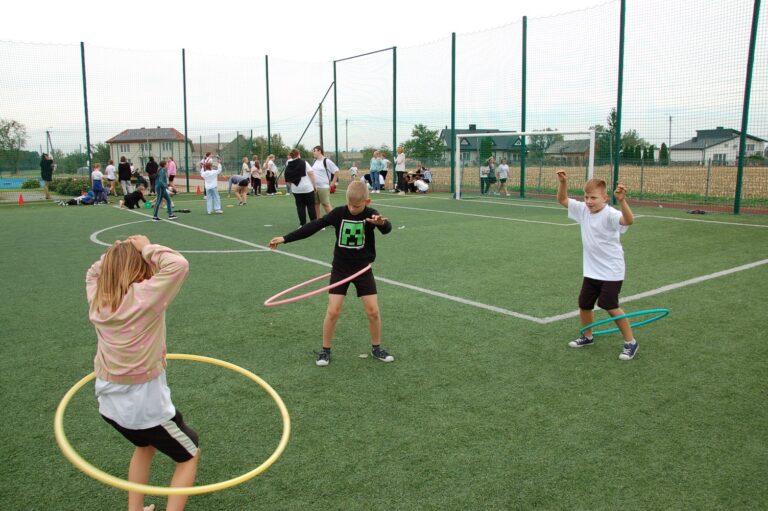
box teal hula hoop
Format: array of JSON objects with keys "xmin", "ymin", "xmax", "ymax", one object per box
[{"xmin": 579, "ymin": 308, "xmax": 669, "ymax": 336}]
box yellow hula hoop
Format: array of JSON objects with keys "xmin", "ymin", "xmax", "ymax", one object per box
[{"xmin": 53, "ymin": 353, "xmax": 291, "ymax": 496}]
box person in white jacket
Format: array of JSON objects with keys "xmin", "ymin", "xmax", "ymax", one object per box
[{"xmin": 200, "ymin": 161, "xmax": 223, "ymax": 214}]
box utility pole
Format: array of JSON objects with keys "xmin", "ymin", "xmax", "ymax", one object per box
[
  {"xmin": 345, "ymin": 119, "xmax": 349, "ymax": 153},
  {"xmin": 319, "ymin": 103, "xmax": 324, "ymax": 148},
  {"xmin": 669, "ymin": 115, "xmax": 672, "ymax": 149}
]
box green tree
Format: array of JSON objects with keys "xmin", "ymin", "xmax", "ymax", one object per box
[
  {"xmin": 659, "ymin": 143, "xmax": 670, "ymax": 165},
  {"xmin": 479, "ymin": 137, "xmax": 494, "ymax": 162},
  {"xmin": 359, "ymin": 145, "xmax": 391, "ymax": 165},
  {"xmin": 0, "ymin": 118, "xmax": 28, "ymax": 173},
  {"xmin": 91, "ymin": 142, "xmax": 110, "ymax": 167},
  {"xmin": 402, "ymin": 124, "xmax": 444, "ymax": 163},
  {"xmin": 528, "ymin": 128, "xmax": 564, "ymax": 158},
  {"xmin": 644, "ymin": 144, "xmax": 656, "ymax": 165}
]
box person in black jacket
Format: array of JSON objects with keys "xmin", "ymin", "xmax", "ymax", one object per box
[
  {"xmin": 117, "ymin": 156, "xmax": 133, "ymax": 194},
  {"xmin": 268, "ymin": 180, "xmax": 394, "ymax": 367},
  {"xmin": 145, "ymin": 156, "xmax": 159, "ymax": 195},
  {"xmin": 40, "ymin": 153, "xmax": 54, "ymax": 199},
  {"xmin": 284, "ymin": 149, "xmax": 317, "ymax": 226}
]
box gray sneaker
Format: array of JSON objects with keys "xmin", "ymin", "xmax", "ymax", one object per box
[
  {"xmin": 371, "ymin": 347, "xmax": 394, "ymax": 362},
  {"xmin": 568, "ymin": 335, "xmax": 594, "ymax": 348},
  {"xmin": 316, "ymin": 350, "xmax": 330, "ymax": 367}
]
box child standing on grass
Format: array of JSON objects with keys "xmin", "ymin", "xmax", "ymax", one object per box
[
  {"xmin": 200, "ymin": 161, "xmax": 223, "ymax": 214},
  {"xmin": 268, "ymin": 180, "xmax": 394, "ymax": 367},
  {"xmin": 556, "ymin": 170, "xmax": 639, "ymax": 360},
  {"xmin": 87, "ymin": 235, "xmax": 199, "ymax": 511},
  {"xmin": 152, "ymin": 160, "xmax": 177, "ymax": 221}
]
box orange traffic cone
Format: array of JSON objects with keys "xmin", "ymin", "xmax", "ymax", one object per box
[
  {"xmin": 18, "ymin": 194, "xmax": 24, "ymax": 206},
  {"xmin": 196, "ymin": 185, "xmax": 201, "ymax": 195}
]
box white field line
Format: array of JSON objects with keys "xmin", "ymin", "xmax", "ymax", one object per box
[
  {"xmin": 115, "ymin": 208, "xmax": 768, "ymax": 324},
  {"xmin": 540, "ymin": 258, "xmax": 768, "ymax": 323},
  {"xmin": 374, "ymin": 202, "xmax": 574, "ymax": 226},
  {"xmin": 633, "ymin": 214, "xmax": 768, "ymax": 228}
]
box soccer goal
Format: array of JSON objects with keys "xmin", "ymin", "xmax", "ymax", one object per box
[{"xmin": 453, "ymin": 129, "xmax": 596, "ymax": 199}]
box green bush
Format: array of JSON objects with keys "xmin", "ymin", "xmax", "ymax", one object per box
[
  {"xmin": 48, "ymin": 176, "xmax": 90, "ymax": 196},
  {"xmin": 21, "ymin": 178, "xmax": 40, "ymax": 189}
]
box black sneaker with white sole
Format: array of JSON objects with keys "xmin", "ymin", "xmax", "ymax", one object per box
[
  {"xmin": 568, "ymin": 335, "xmax": 594, "ymax": 348},
  {"xmin": 316, "ymin": 350, "xmax": 330, "ymax": 367},
  {"xmin": 371, "ymin": 347, "xmax": 394, "ymax": 362}
]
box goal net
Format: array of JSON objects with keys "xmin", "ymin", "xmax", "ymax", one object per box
[{"xmin": 453, "ymin": 130, "xmax": 596, "ymax": 199}]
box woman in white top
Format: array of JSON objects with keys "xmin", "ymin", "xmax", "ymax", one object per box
[
  {"xmin": 284, "ymin": 149, "xmax": 317, "ymax": 225},
  {"xmin": 311, "ymin": 145, "xmax": 339, "ymax": 218},
  {"xmin": 394, "ymin": 146, "xmax": 406, "ymax": 194},
  {"xmin": 497, "ymin": 158, "xmax": 510, "ymax": 196},
  {"xmin": 105, "ymin": 159, "xmax": 118, "ymax": 196}
]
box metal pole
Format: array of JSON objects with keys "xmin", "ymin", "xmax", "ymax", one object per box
[
  {"xmin": 393, "ymin": 46, "xmax": 397, "ymax": 181},
  {"xmin": 80, "ymin": 42, "xmax": 92, "ymax": 172},
  {"xmin": 346, "ymin": 119, "xmax": 349, "ymax": 153},
  {"xmin": 734, "ymin": 0, "xmax": 761, "ymax": 214},
  {"xmin": 182, "ymin": 49, "xmax": 190, "ymax": 191},
  {"xmin": 520, "ymin": 16, "xmax": 527, "ymax": 198},
  {"xmin": 705, "ymin": 158, "xmax": 712, "ymax": 203},
  {"xmin": 451, "ymin": 33, "xmax": 457, "ymax": 197},
  {"xmin": 333, "ymin": 60, "xmax": 339, "ymax": 164},
  {"xmin": 319, "ymin": 103, "xmax": 324, "ymax": 148},
  {"xmin": 265, "ymin": 55, "xmax": 272, "ymax": 155},
  {"xmin": 612, "ymin": 0, "xmax": 626, "ymax": 205}
]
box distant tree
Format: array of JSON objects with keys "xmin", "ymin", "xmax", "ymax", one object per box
[
  {"xmin": 479, "ymin": 137, "xmax": 494, "ymax": 162},
  {"xmin": 528, "ymin": 128, "xmax": 564, "ymax": 158},
  {"xmin": 91, "ymin": 143, "xmax": 110, "ymax": 167},
  {"xmin": 0, "ymin": 118, "xmax": 28, "ymax": 173},
  {"xmin": 644, "ymin": 144, "xmax": 656, "ymax": 165},
  {"xmin": 360, "ymin": 145, "xmax": 391, "ymax": 165},
  {"xmin": 57, "ymin": 149, "xmax": 88, "ymax": 173},
  {"xmin": 589, "ymin": 123, "xmax": 612, "ymax": 164},
  {"xmin": 659, "ymin": 143, "xmax": 670, "ymax": 165},
  {"xmin": 402, "ymin": 124, "xmax": 444, "ymax": 163}
]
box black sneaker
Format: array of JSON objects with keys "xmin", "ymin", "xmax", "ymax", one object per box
[
  {"xmin": 371, "ymin": 347, "xmax": 394, "ymax": 362},
  {"xmin": 316, "ymin": 351, "xmax": 330, "ymax": 367},
  {"xmin": 168, "ymin": 215, "xmax": 178, "ymax": 220},
  {"xmin": 619, "ymin": 342, "xmax": 639, "ymax": 361},
  {"xmin": 152, "ymin": 216, "xmax": 160, "ymax": 222},
  {"xmin": 568, "ymin": 335, "xmax": 594, "ymax": 348}
]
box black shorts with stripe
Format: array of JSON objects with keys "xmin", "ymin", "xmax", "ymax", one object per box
[{"xmin": 102, "ymin": 410, "xmax": 199, "ymax": 463}]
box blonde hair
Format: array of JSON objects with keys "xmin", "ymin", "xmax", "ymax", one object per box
[
  {"xmin": 584, "ymin": 178, "xmax": 607, "ymax": 194},
  {"xmin": 346, "ymin": 180, "xmax": 369, "ymax": 203},
  {"xmin": 94, "ymin": 241, "xmax": 154, "ymax": 312}
]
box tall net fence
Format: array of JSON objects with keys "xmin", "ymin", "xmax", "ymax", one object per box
[{"xmin": 1, "ymin": 0, "xmax": 765, "ymax": 212}]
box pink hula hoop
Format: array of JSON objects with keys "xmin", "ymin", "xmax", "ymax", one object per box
[{"xmin": 264, "ymin": 264, "xmax": 372, "ymax": 307}]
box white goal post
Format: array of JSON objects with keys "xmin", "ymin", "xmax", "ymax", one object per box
[{"xmin": 453, "ymin": 129, "xmax": 595, "ymax": 199}]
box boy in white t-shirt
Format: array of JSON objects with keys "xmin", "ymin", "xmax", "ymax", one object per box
[{"xmin": 556, "ymin": 170, "xmax": 638, "ymax": 360}]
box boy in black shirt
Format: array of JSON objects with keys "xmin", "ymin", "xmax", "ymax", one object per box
[
  {"xmin": 269, "ymin": 181, "xmax": 394, "ymax": 366},
  {"xmin": 119, "ymin": 184, "xmax": 147, "ymax": 209}
]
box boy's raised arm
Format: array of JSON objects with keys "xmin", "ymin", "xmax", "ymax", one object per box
[{"xmin": 556, "ymin": 170, "xmax": 569, "ymax": 207}]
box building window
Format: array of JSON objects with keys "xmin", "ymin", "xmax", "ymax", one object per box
[
  {"xmin": 119, "ymin": 144, "xmax": 130, "ymax": 152},
  {"xmin": 162, "ymin": 142, "xmax": 172, "ymax": 151},
  {"xmin": 140, "ymin": 143, "xmax": 152, "ymax": 151},
  {"xmin": 713, "ymin": 153, "xmax": 727, "ymax": 163},
  {"xmin": 747, "ymin": 144, "xmax": 755, "ymax": 151}
]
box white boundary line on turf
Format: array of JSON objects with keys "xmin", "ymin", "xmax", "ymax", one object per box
[
  {"xmin": 372, "ymin": 201, "xmax": 575, "ymax": 226},
  {"xmin": 632, "ymin": 214, "xmax": 768, "ymax": 228},
  {"xmin": 116, "ymin": 207, "xmax": 768, "ymax": 324},
  {"xmin": 539, "ymin": 258, "xmax": 768, "ymax": 323}
]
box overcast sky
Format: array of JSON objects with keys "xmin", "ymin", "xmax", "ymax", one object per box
[{"xmin": 6, "ymin": 0, "xmax": 610, "ymax": 61}]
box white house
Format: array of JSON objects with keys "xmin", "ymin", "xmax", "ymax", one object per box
[
  {"xmin": 107, "ymin": 127, "xmax": 194, "ymax": 169},
  {"xmin": 670, "ymin": 127, "xmax": 766, "ymax": 164}
]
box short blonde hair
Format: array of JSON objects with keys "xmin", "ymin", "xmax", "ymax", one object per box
[
  {"xmin": 346, "ymin": 180, "xmax": 369, "ymax": 203},
  {"xmin": 584, "ymin": 178, "xmax": 607, "ymax": 194}
]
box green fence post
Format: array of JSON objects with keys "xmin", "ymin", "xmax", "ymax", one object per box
[
  {"xmin": 80, "ymin": 42, "xmax": 92, "ymax": 172},
  {"xmin": 182, "ymin": 49, "xmax": 189, "ymax": 192},
  {"xmin": 520, "ymin": 16, "xmax": 527, "ymax": 198},
  {"xmin": 265, "ymin": 55, "xmax": 272, "ymax": 155},
  {"xmin": 451, "ymin": 33, "xmax": 456, "ymax": 197},
  {"xmin": 333, "ymin": 60, "xmax": 339, "ymax": 164},
  {"xmin": 734, "ymin": 0, "xmax": 761, "ymax": 214},
  {"xmin": 393, "ymin": 46, "xmax": 397, "ymax": 182},
  {"xmin": 639, "ymin": 157, "xmax": 645, "ymax": 199},
  {"xmin": 705, "ymin": 158, "xmax": 712, "ymax": 203},
  {"xmin": 612, "ymin": 0, "xmax": 626, "ymax": 205}
]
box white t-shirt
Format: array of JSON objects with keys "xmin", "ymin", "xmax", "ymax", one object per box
[
  {"xmin": 105, "ymin": 164, "xmax": 116, "ymax": 180},
  {"xmin": 414, "ymin": 179, "xmax": 429, "ymax": 192},
  {"xmin": 95, "ymin": 372, "xmax": 175, "ymax": 429},
  {"xmin": 201, "ymin": 167, "xmax": 222, "ymax": 190},
  {"xmin": 498, "ymin": 164, "xmax": 509, "ymax": 180},
  {"xmin": 567, "ymin": 198, "xmax": 629, "ymax": 281},
  {"xmin": 395, "ymin": 153, "xmax": 405, "ymax": 172},
  {"xmin": 91, "ymin": 169, "xmax": 104, "ymax": 182},
  {"xmin": 382, "ymin": 158, "xmax": 391, "ymax": 171},
  {"xmin": 291, "ymin": 161, "xmax": 316, "ymax": 194},
  {"xmin": 311, "ymin": 157, "xmax": 339, "ymax": 188},
  {"xmin": 349, "ymin": 165, "xmax": 358, "ymax": 177}
]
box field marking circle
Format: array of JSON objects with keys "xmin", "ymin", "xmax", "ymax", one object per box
[
  {"xmin": 90, "ymin": 221, "xmax": 269, "ymax": 253},
  {"xmin": 264, "ymin": 264, "xmax": 372, "ymax": 307},
  {"xmin": 54, "ymin": 353, "xmax": 290, "ymax": 496},
  {"xmin": 580, "ymin": 308, "xmax": 670, "ymax": 336}
]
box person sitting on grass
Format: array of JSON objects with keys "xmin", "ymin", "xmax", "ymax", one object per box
[
  {"xmin": 119, "ymin": 184, "xmax": 147, "ymax": 209},
  {"xmin": 268, "ymin": 180, "xmax": 394, "ymax": 367}
]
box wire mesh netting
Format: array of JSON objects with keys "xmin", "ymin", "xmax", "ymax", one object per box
[{"xmin": 1, "ymin": 0, "xmax": 765, "ymax": 211}]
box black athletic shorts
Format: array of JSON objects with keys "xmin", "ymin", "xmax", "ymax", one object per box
[
  {"xmin": 578, "ymin": 277, "xmax": 623, "ymax": 311},
  {"xmin": 329, "ymin": 266, "xmax": 376, "ymax": 297},
  {"xmin": 102, "ymin": 410, "xmax": 199, "ymax": 463}
]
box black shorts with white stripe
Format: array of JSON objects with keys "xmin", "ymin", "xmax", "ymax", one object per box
[{"xmin": 102, "ymin": 410, "xmax": 199, "ymax": 462}]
